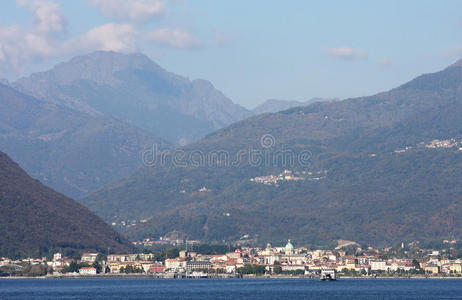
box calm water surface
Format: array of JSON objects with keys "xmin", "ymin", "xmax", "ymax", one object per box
[{"xmin": 0, "ymin": 278, "xmax": 461, "ymax": 299}]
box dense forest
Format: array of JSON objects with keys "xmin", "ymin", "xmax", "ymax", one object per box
[
  {"xmin": 0, "ymin": 152, "xmax": 136, "ymax": 258},
  {"xmin": 83, "ymin": 62, "xmax": 462, "ymax": 246}
]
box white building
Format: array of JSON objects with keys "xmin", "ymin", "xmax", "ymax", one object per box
[
  {"xmin": 79, "ymin": 267, "xmax": 97, "ymax": 275},
  {"xmin": 370, "ymin": 260, "xmax": 387, "ymax": 271},
  {"xmin": 165, "ymin": 258, "xmax": 186, "ymax": 271},
  {"xmin": 107, "ymin": 254, "xmax": 137, "ymax": 262},
  {"xmin": 263, "ymin": 255, "xmax": 280, "ymax": 265},
  {"xmin": 53, "ymin": 253, "xmax": 62, "ymax": 261},
  {"xmin": 81, "ymin": 253, "xmax": 98, "ymax": 263},
  {"xmin": 285, "ymin": 240, "xmax": 294, "ymax": 254}
]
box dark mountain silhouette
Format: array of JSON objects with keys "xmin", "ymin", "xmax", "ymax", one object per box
[{"xmin": 0, "ymin": 151, "xmax": 136, "ymax": 258}]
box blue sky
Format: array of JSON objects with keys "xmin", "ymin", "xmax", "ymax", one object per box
[{"xmin": 1, "ymin": 0, "xmax": 462, "ymax": 108}]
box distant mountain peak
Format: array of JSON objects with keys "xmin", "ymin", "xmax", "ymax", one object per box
[
  {"xmin": 450, "ymin": 58, "xmax": 462, "ymax": 68},
  {"xmin": 252, "ymin": 98, "xmax": 336, "ymax": 114},
  {"xmin": 13, "ymin": 50, "xmax": 251, "ymax": 145},
  {"xmin": 22, "ymin": 51, "xmax": 165, "ymax": 87},
  {"xmin": 69, "ymin": 51, "xmax": 161, "ymax": 69}
]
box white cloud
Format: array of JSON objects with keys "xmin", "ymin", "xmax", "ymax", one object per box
[
  {"xmin": 0, "ymin": 1, "xmax": 67, "ymax": 76},
  {"xmin": 0, "ymin": 22, "xmax": 138, "ymax": 77},
  {"xmin": 327, "ymin": 47, "xmax": 368, "ymax": 60},
  {"xmin": 0, "ymin": 0, "xmax": 200, "ymax": 77},
  {"xmin": 0, "ymin": 24, "xmax": 55, "ymax": 76},
  {"xmin": 17, "ymin": 0, "xmax": 67, "ymax": 36},
  {"xmin": 65, "ymin": 23, "xmax": 138, "ymax": 53},
  {"xmin": 0, "ymin": 25, "xmax": 26, "ymax": 72},
  {"xmin": 145, "ymin": 28, "xmax": 201, "ymax": 49},
  {"xmin": 89, "ymin": 0, "xmax": 163, "ymax": 23}
]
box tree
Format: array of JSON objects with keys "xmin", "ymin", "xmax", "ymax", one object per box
[
  {"xmin": 237, "ymin": 264, "xmax": 266, "ymax": 275},
  {"xmin": 412, "ymin": 259, "xmax": 420, "ymax": 269},
  {"xmin": 120, "ymin": 265, "xmax": 142, "ymax": 274},
  {"xmin": 96, "ymin": 254, "xmax": 106, "ymax": 262},
  {"xmin": 166, "ymin": 248, "xmax": 179, "ymax": 259},
  {"xmin": 65, "ymin": 261, "xmax": 79, "ymax": 273},
  {"xmin": 92, "ymin": 261, "xmax": 102, "ymax": 274},
  {"xmin": 273, "ymin": 265, "xmax": 282, "ymax": 274}
]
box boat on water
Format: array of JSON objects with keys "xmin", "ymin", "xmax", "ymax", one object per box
[{"xmin": 320, "ymin": 269, "xmax": 337, "ymax": 281}]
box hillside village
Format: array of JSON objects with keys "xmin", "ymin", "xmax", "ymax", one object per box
[
  {"xmin": 250, "ymin": 170, "xmax": 327, "ymax": 186},
  {"xmin": 393, "ymin": 138, "xmax": 462, "ymax": 154},
  {"xmin": 1, "ymin": 240, "xmax": 461, "ymax": 278}
]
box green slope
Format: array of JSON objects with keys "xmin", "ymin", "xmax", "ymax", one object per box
[
  {"xmin": 83, "ymin": 60, "xmax": 462, "ymax": 245},
  {"xmin": 0, "ymin": 152, "xmax": 136, "ymax": 258},
  {"xmin": 0, "ymin": 83, "xmax": 168, "ymax": 198}
]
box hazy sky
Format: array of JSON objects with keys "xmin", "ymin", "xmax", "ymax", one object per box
[{"xmin": 1, "ymin": 0, "xmax": 462, "ymax": 108}]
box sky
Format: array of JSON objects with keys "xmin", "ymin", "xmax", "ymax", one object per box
[{"xmin": 1, "ymin": 0, "xmax": 462, "ymax": 108}]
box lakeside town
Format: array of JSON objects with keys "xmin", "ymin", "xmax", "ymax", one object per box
[{"xmin": 1, "ymin": 239, "xmax": 461, "ymax": 278}]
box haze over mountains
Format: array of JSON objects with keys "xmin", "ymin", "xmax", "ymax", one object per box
[
  {"xmin": 0, "ymin": 82, "xmax": 166, "ymax": 198},
  {"xmin": 83, "ymin": 59, "xmax": 462, "ymax": 246},
  {"xmin": 3, "ymin": 49, "xmax": 461, "ymax": 249},
  {"xmin": 13, "ymin": 51, "xmax": 251, "ymax": 145},
  {"xmin": 252, "ymin": 98, "xmax": 337, "ymax": 115},
  {"xmin": 1, "ymin": 51, "xmax": 327, "ymax": 199},
  {"xmin": 0, "ymin": 151, "xmax": 135, "ymax": 258}
]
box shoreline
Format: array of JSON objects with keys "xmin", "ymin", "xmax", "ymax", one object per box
[{"xmin": 1, "ymin": 275, "xmax": 461, "ymax": 280}]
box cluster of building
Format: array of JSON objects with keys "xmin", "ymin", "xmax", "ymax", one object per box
[
  {"xmin": 425, "ymin": 139, "xmax": 461, "ymax": 149},
  {"xmin": 250, "ymin": 170, "xmax": 327, "ymax": 186},
  {"xmin": 1, "ymin": 240, "xmax": 461, "ymax": 277},
  {"xmin": 393, "ymin": 138, "xmax": 462, "ymax": 155},
  {"xmin": 133, "ymin": 237, "xmax": 201, "ymax": 247}
]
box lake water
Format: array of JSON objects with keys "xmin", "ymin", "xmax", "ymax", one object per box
[{"xmin": 0, "ymin": 278, "xmax": 461, "ymax": 299}]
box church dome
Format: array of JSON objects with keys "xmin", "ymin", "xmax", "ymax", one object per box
[{"xmin": 285, "ymin": 239, "xmax": 294, "ymax": 250}]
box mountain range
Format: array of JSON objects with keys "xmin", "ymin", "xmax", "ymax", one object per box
[
  {"xmin": 251, "ymin": 98, "xmax": 336, "ymax": 114},
  {"xmin": 4, "ymin": 49, "xmax": 461, "ymax": 248},
  {"xmin": 0, "ymin": 151, "xmax": 135, "ymax": 258},
  {"xmin": 13, "ymin": 51, "xmax": 251, "ymax": 145},
  {"xmin": 1, "ymin": 51, "xmax": 327, "ymax": 199},
  {"xmin": 0, "ymin": 82, "xmax": 167, "ymax": 198},
  {"xmin": 82, "ymin": 59, "xmax": 462, "ymax": 246}
]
